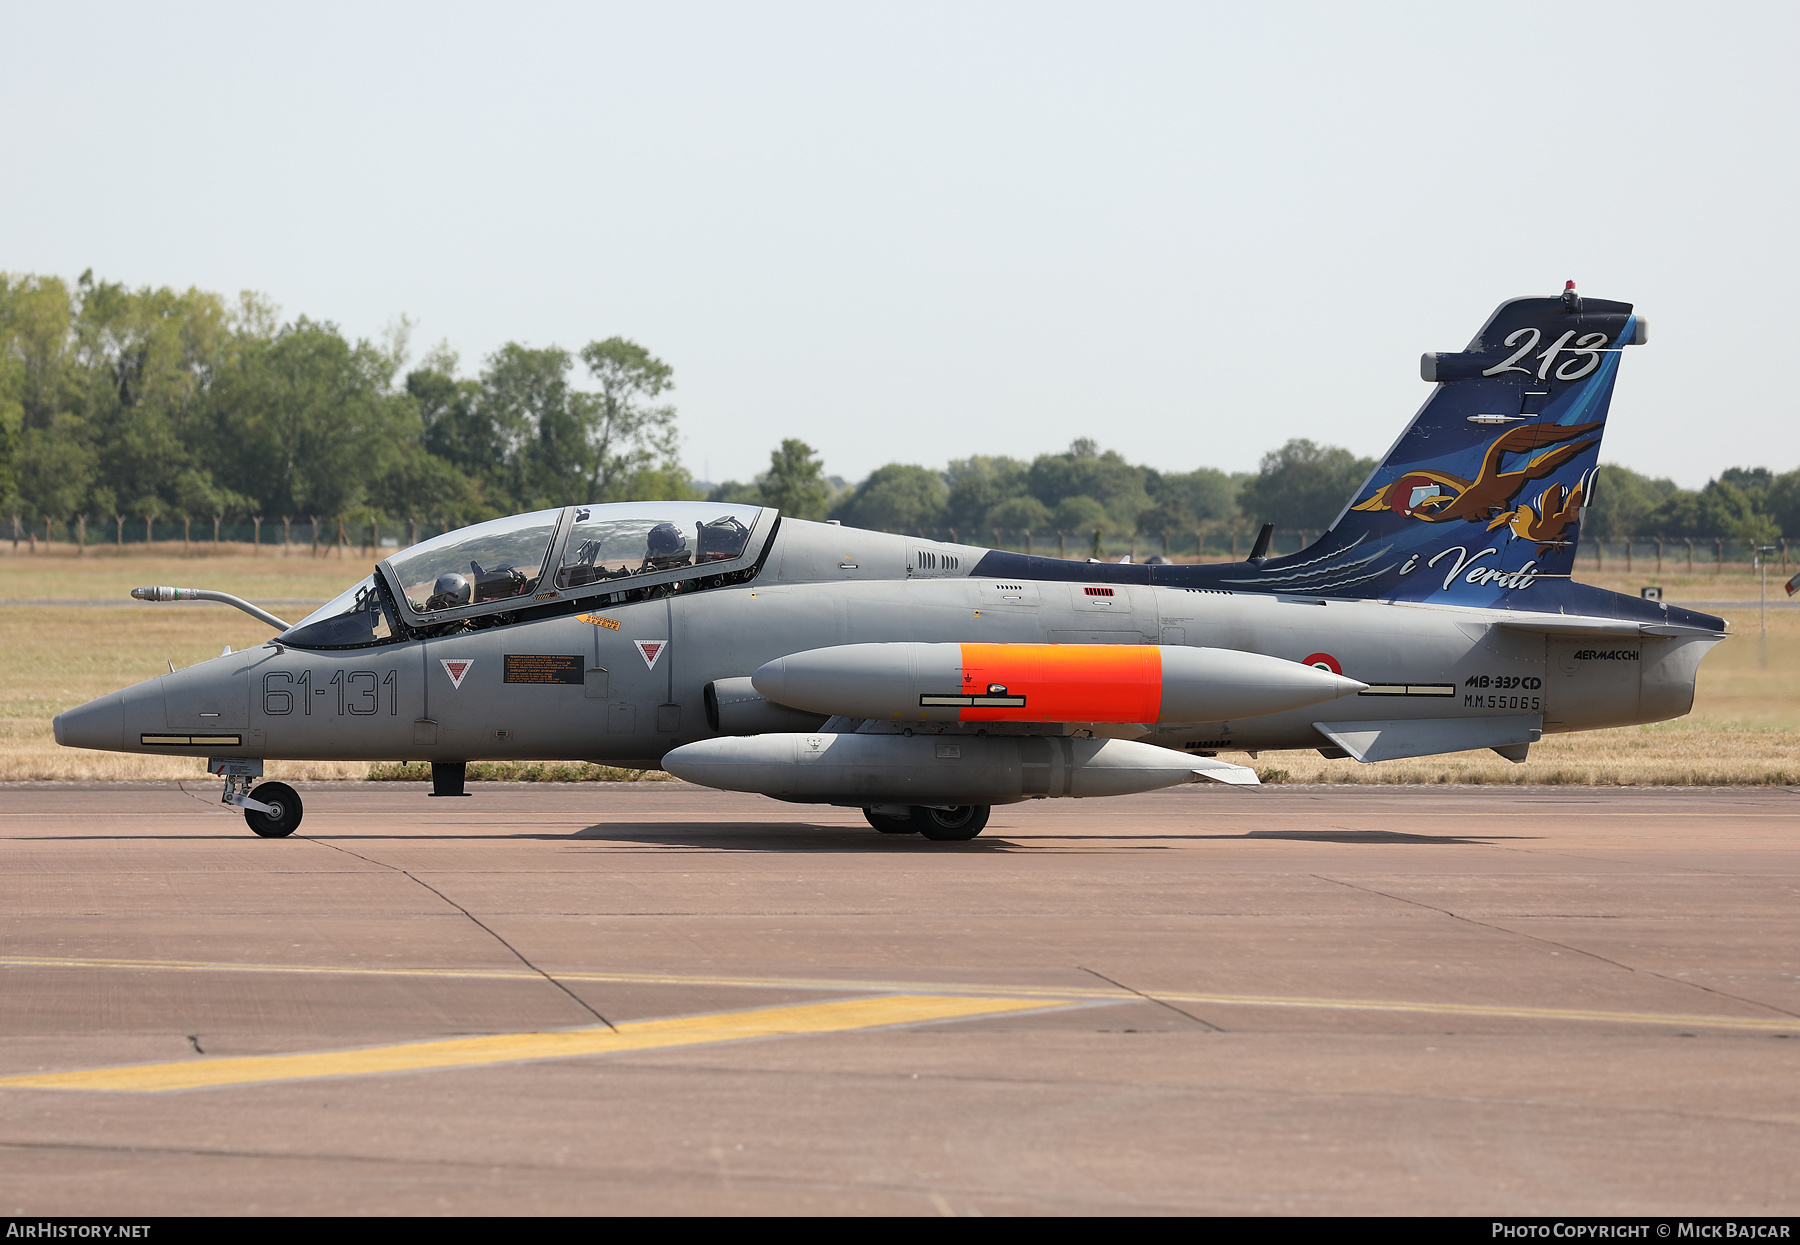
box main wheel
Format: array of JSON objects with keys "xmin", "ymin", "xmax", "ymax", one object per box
[
  {"xmin": 863, "ymin": 808, "xmax": 917, "ymax": 835},
  {"xmin": 245, "ymin": 782, "xmax": 303, "ymax": 838},
  {"xmin": 911, "ymin": 805, "xmax": 989, "ymax": 841}
]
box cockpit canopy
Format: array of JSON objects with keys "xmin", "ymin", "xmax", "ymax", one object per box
[
  {"xmin": 555, "ymin": 506, "xmax": 755, "ymax": 591},
  {"xmin": 278, "ymin": 502, "xmax": 769, "ymax": 650},
  {"xmin": 389, "ymin": 508, "xmax": 564, "ymax": 615},
  {"xmin": 279, "ymin": 575, "xmax": 400, "ymax": 650}
]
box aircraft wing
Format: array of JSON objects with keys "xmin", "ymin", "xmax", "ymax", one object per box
[{"xmin": 1315, "ymin": 715, "xmax": 1541, "ymax": 764}]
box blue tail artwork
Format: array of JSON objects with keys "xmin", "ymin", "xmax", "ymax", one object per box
[
  {"xmin": 1226, "ymin": 283, "xmax": 1642, "ymax": 604},
  {"xmin": 974, "ymin": 285, "xmax": 1718, "ymax": 628}
]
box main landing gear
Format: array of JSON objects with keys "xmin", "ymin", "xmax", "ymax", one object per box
[
  {"xmin": 214, "ymin": 759, "xmax": 304, "ymax": 838},
  {"xmin": 862, "ymin": 805, "xmax": 991, "ymax": 841}
]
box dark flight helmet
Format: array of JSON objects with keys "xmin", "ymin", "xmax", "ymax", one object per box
[
  {"xmin": 646, "ymin": 522, "xmax": 688, "ymax": 561},
  {"xmin": 426, "ymin": 572, "xmax": 472, "ymax": 611}
]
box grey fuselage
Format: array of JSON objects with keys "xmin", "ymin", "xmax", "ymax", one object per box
[{"xmin": 56, "ymin": 514, "xmax": 1724, "ymax": 769}]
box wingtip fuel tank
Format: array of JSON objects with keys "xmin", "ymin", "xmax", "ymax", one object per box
[{"xmin": 751, "ymin": 642, "xmax": 1365, "ymax": 725}]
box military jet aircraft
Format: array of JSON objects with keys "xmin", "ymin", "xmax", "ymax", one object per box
[{"xmin": 54, "ymin": 285, "xmax": 1727, "ymax": 840}]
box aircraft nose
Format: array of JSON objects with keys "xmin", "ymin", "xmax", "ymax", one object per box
[{"xmin": 53, "ymin": 692, "xmax": 127, "ymax": 752}]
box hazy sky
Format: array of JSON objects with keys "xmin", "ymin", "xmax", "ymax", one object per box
[{"xmin": 4, "ymin": 2, "xmax": 1794, "ymax": 488}]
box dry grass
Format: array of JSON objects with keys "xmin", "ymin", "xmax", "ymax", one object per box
[
  {"xmin": 1570, "ymin": 567, "xmax": 1795, "ymax": 604},
  {"xmin": 0, "ymin": 605, "xmax": 368, "ymax": 781},
  {"xmin": 1253, "ymin": 718, "xmax": 1800, "ymax": 786},
  {"xmin": 0, "ymin": 548, "xmax": 393, "ymax": 780},
  {"xmin": 366, "ymin": 761, "xmax": 673, "ymax": 783},
  {"xmin": 0, "ymin": 542, "xmax": 381, "ymax": 604},
  {"xmin": 3, "ymin": 550, "xmax": 1795, "ymax": 785},
  {"xmin": 1249, "ymin": 585, "xmax": 1800, "ymax": 785}
]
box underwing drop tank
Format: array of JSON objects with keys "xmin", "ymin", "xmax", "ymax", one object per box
[
  {"xmin": 751, "ymin": 642, "xmax": 1365, "ymax": 725},
  {"xmin": 661, "ymin": 731, "xmax": 1260, "ymax": 806}
]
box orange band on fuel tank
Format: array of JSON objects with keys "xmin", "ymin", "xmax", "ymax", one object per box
[{"xmin": 956, "ymin": 643, "xmax": 1162, "ymax": 723}]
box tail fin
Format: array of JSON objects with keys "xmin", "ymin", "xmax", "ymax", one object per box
[{"xmin": 1254, "ymin": 285, "xmax": 1645, "ymax": 603}]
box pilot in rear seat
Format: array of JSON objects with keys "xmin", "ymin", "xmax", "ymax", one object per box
[{"xmin": 642, "ymin": 522, "xmax": 693, "ymax": 573}]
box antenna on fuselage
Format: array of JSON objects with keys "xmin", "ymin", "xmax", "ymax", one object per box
[{"xmin": 1247, "ymin": 523, "xmax": 1274, "ymax": 562}]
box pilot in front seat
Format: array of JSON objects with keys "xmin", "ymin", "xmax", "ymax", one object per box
[{"xmin": 424, "ymin": 572, "xmax": 473, "ymax": 612}]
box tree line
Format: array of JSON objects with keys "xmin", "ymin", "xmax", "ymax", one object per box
[
  {"xmin": 4, "ymin": 270, "xmax": 1798, "ymax": 548},
  {"xmin": 711, "ymin": 437, "xmax": 1372, "ymax": 542},
  {"xmin": 716, "ymin": 438, "xmax": 1800, "ymax": 548},
  {"xmin": 0, "ymin": 271, "xmax": 689, "ymax": 530}
]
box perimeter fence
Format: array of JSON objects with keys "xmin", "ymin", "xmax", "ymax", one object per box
[
  {"xmin": 5, "ymin": 514, "xmax": 462, "ymax": 557},
  {"xmin": 876, "ymin": 526, "xmax": 1796, "ymax": 574},
  {"xmin": 4, "ymin": 513, "xmax": 1794, "ymax": 578}
]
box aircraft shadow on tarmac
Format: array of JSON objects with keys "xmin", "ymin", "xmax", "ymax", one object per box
[
  {"xmin": 557, "ymin": 822, "xmax": 1030, "ymax": 852},
  {"xmin": 19, "ymin": 823, "xmax": 1034, "ymax": 850},
  {"xmin": 13, "ymin": 824, "xmax": 1029, "ymax": 851},
  {"xmin": 954, "ymin": 829, "xmax": 1529, "ymax": 846},
  {"xmin": 557, "ymin": 824, "xmax": 1529, "ymax": 849},
  {"xmin": 1238, "ymin": 829, "xmax": 1531, "ymax": 845},
  {"xmin": 18, "ymin": 827, "xmax": 1525, "ymax": 848}
]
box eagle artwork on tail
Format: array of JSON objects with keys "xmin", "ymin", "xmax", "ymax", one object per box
[
  {"xmin": 1485, "ymin": 472, "xmax": 1592, "ymax": 555},
  {"xmin": 1351, "ymin": 422, "xmax": 1603, "ymax": 540}
]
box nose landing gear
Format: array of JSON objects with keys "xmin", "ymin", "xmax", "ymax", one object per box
[
  {"xmin": 211, "ymin": 758, "xmax": 304, "ymax": 837},
  {"xmin": 240, "ymin": 782, "xmax": 303, "ymax": 838}
]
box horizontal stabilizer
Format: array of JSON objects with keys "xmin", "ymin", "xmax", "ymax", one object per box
[
  {"xmin": 1314, "ymin": 715, "xmax": 1542, "ymax": 763},
  {"xmin": 1494, "ymin": 616, "xmax": 1727, "ymax": 639}
]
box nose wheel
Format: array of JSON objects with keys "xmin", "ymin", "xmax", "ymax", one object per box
[
  {"xmin": 220, "ymin": 772, "xmax": 304, "ymax": 838},
  {"xmin": 243, "ymin": 782, "xmax": 303, "ymax": 837}
]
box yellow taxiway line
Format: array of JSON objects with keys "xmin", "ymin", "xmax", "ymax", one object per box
[
  {"xmin": 4, "ymin": 952, "xmax": 1797, "ymax": 1034},
  {"xmin": 0, "ymin": 994, "xmax": 1061, "ymax": 1093}
]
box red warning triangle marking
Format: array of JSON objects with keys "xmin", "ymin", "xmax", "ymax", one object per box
[
  {"xmin": 440, "ymin": 659, "xmax": 474, "ymax": 689},
  {"xmin": 634, "ymin": 639, "xmax": 666, "ymax": 670}
]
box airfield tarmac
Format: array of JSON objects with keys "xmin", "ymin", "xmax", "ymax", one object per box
[{"xmin": 1, "ymin": 781, "xmax": 1798, "ymax": 1217}]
